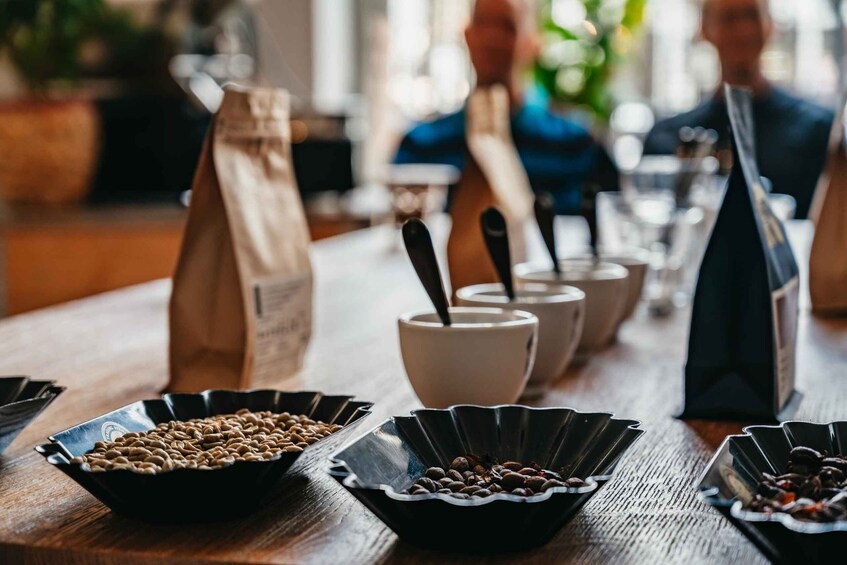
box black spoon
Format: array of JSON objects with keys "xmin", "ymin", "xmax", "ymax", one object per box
[
  {"xmin": 534, "ymin": 192, "xmax": 561, "ymax": 276},
  {"xmin": 402, "ymin": 219, "xmax": 452, "ymax": 326},
  {"xmin": 480, "ymin": 207, "xmax": 515, "ymax": 301},
  {"xmin": 581, "ymin": 182, "xmax": 600, "ymax": 262}
]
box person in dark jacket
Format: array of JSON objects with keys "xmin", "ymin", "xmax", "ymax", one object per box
[
  {"xmin": 394, "ymin": 0, "xmax": 619, "ymax": 215},
  {"xmin": 643, "ymin": 0, "xmax": 834, "ymax": 219}
]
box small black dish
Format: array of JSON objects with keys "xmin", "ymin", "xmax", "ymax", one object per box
[
  {"xmin": 329, "ymin": 404, "xmax": 644, "ymax": 552},
  {"xmin": 0, "ymin": 376, "xmax": 64, "ymax": 454},
  {"xmin": 36, "ymin": 389, "xmax": 372, "ymax": 522},
  {"xmin": 698, "ymin": 421, "xmax": 847, "ymax": 565}
]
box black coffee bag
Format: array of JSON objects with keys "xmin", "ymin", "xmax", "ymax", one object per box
[{"xmin": 682, "ymin": 85, "xmax": 800, "ymax": 421}]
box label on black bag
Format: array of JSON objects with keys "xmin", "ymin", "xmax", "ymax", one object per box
[
  {"xmin": 252, "ymin": 273, "xmax": 312, "ymax": 379},
  {"xmin": 773, "ymin": 276, "xmax": 799, "ymax": 409}
]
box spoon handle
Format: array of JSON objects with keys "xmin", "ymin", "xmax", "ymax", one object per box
[
  {"xmin": 581, "ymin": 183, "xmax": 600, "ymax": 261},
  {"xmin": 402, "ymin": 219, "xmax": 452, "ymax": 326},
  {"xmin": 480, "ymin": 207, "xmax": 515, "ymax": 300},
  {"xmin": 534, "ymin": 192, "xmax": 560, "ymax": 275}
]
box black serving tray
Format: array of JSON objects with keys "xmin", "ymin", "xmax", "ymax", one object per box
[
  {"xmin": 0, "ymin": 376, "xmax": 64, "ymax": 454},
  {"xmin": 36, "ymin": 389, "xmax": 372, "ymax": 522},
  {"xmin": 698, "ymin": 421, "xmax": 847, "ymax": 565},
  {"xmin": 329, "ymin": 405, "xmax": 644, "ymax": 552}
]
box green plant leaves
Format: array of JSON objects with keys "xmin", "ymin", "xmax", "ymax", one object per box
[{"xmin": 533, "ymin": 0, "xmax": 646, "ymax": 122}]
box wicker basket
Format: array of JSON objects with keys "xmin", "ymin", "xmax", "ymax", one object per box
[{"xmin": 0, "ymin": 99, "xmax": 100, "ymax": 205}]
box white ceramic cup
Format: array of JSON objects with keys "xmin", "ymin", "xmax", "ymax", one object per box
[
  {"xmin": 455, "ymin": 283, "xmax": 585, "ymax": 399},
  {"xmin": 398, "ymin": 307, "xmax": 538, "ymax": 408},
  {"xmin": 565, "ymin": 249, "xmax": 650, "ymax": 322},
  {"xmin": 514, "ymin": 260, "xmax": 628, "ymax": 361}
]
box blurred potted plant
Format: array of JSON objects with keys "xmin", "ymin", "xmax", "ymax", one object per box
[
  {"xmin": 0, "ymin": 0, "xmax": 108, "ymax": 205},
  {"xmin": 533, "ymin": 0, "xmax": 646, "ymax": 124}
]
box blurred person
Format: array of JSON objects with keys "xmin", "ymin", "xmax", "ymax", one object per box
[
  {"xmin": 643, "ymin": 0, "xmax": 834, "ymax": 219},
  {"xmin": 393, "ymin": 0, "xmax": 619, "ymax": 215}
]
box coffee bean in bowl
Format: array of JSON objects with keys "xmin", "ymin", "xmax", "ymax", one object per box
[
  {"xmin": 698, "ymin": 421, "xmax": 847, "ymax": 565},
  {"xmin": 70, "ymin": 409, "xmax": 343, "ymax": 474},
  {"xmin": 402, "ymin": 455, "xmax": 587, "ymax": 500},
  {"xmin": 744, "ymin": 447, "xmax": 847, "ymax": 522},
  {"xmin": 329, "ymin": 405, "xmax": 643, "ymax": 551},
  {"xmin": 35, "ymin": 390, "xmax": 372, "ymax": 521}
]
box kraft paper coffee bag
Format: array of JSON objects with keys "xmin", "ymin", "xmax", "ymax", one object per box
[
  {"xmin": 168, "ymin": 86, "xmax": 313, "ymax": 393},
  {"xmin": 682, "ymin": 85, "xmax": 800, "ymax": 421},
  {"xmin": 447, "ymin": 85, "xmax": 533, "ymax": 295},
  {"xmin": 809, "ymin": 108, "xmax": 847, "ymax": 316}
]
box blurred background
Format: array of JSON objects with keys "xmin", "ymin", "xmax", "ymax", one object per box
[{"xmin": 0, "ymin": 0, "xmax": 842, "ymax": 315}]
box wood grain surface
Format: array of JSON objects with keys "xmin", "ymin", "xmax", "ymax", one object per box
[{"xmin": 0, "ymin": 217, "xmax": 844, "ymax": 564}]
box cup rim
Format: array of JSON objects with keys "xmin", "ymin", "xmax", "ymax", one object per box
[
  {"xmin": 455, "ymin": 283, "xmax": 585, "ymax": 305},
  {"xmin": 563, "ymin": 248, "xmax": 651, "ymax": 266},
  {"xmin": 398, "ymin": 307, "xmax": 538, "ymax": 329},
  {"xmin": 514, "ymin": 260, "xmax": 629, "ymax": 282}
]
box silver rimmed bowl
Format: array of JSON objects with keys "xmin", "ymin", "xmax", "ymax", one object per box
[
  {"xmin": 0, "ymin": 375, "xmax": 64, "ymax": 454},
  {"xmin": 329, "ymin": 404, "xmax": 644, "ymax": 551},
  {"xmin": 36, "ymin": 389, "xmax": 372, "ymax": 522},
  {"xmin": 698, "ymin": 420, "xmax": 847, "ymax": 564}
]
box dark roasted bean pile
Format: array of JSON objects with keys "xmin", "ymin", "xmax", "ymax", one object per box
[
  {"xmin": 401, "ymin": 455, "xmax": 587, "ymax": 500},
  {"xmin": 744, "ymin": 446, "xmax": 847, "ymax": 522}
]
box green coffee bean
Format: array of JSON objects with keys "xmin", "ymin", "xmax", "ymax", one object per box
[{"xmin": 73, "ymin": 409, "xmax": 342, "ymax": 475}]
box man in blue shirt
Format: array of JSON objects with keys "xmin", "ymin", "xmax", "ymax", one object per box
[
  {"xmin": 394, "ymin": 0, "xmax": 619, "ymax": 215},
  {"xmin": 643, "ymin": 0, "xmax": 834, "ymax": 219}
]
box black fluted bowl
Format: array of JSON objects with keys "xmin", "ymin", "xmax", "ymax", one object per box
[
  {"xmin": 698, "ymin": 421, "xmax": 847, "ymax": 565},
  {"xmin": 36, "ymin": 389, "xmax": 372, "ymax": 522},
  {"xmin": 0, "ymin": 376, "xmax": 64, "ymax": 454},
  {"xmin": 328, "ymin": 405, "xmax": 644, "ymax": 552}
]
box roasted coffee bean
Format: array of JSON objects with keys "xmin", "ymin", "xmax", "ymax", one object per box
[
  {"xmin": 416, "ymin": 477, "xmax": 439, "ymax": 493},
  {"xmin": 820, "ymin": 466, "xmax": 845, "ymax": 483},
  {"xmin": 543, "ymin": 470, "xmax": 563, "ymax": 481},
  {"xmin": 542, "ymin": 479, "xmax": 565, "ymax": 491},
  {"xmin": 525, "ymin": 476, "xmax": 547, "ymax": 492},
  {"xmin": 758, "ymin": 482, "xmax": 785, "ymax": 498},
  {"xmin": 425, "ymin": 467, "xmax": 446, "ymax": 480},
  {"xmin": 447, "ymin": 469, "xmax": 464, "ymax": 482},
  {"xmin": 401, "ymin": 454, "xmax": 590, "ymax": 500},
  {"xmin": 790, "ymin": 446, "xmax": 824, "ymax": 466},
  {"xmin": 788, "ymin": 462, "xmax": 814, "ymax": 476},
  {"xmin": 746, "ymin": 447, "xmax": 847, "ymax": 523},
  {"xmin": 450, "ymin": 457, "xmax": 470, "ymax": 472},
  {"xmin": 798, "ymin": 476, "xmax": 823, "ymax": 499},
  {"xmin": 823, "ymin": 458, "xmax": 847, "ymax": 472},
  {"xmin": 74, "ymin": 410, "xmax": 342, "ymax": 474},
  {"xmin": 448, "ymin": 481, "xmax": 466, "ymax": 493},
  {"xmin": 776, "ymin": 473, "xmax": 806, "ymax": 483},
  {"xmin": 565, "ymin": 478, "xmax": 587, "ymax": 488},
  {"xmin": 501, "ymin": 472, "xmax": 525, "ymax": 491}
]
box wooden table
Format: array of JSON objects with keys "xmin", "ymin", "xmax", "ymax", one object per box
[{"xmin": 0, "ymin": 217, "xmax": 845, "ymax": 564}]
